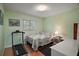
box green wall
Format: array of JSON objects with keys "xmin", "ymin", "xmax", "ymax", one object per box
[
  {"xmin": 4, "ymin": 5, "xmax": 79, "ymax": 48},
  {"xmin": 0, "ymin": 4, "xmax": 4, "ymax": 55},
  {"xmin": 44, "ymin": 7, "xmax": 79, "ymax": 39},
  {"xmin": 4, "ymin": 9, "xmax": 44, "ymax": 48}
]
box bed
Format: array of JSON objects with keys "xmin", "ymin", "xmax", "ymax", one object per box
[{"xmin": 25, "ymin": 32, "xmax": 53, "ymax": 50}]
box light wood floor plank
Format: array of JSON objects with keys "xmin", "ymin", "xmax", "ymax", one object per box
[{"xmin": 3, "ymin": 45, "xmax": 44, "ymax": 56}]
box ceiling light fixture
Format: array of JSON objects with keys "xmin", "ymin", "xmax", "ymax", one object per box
[{"xmin": 35, "ymin": 5, "xmax": 48, "ymax": 12}]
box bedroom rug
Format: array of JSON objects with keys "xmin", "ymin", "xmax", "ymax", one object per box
[
  {"xmin": 38, "ymin": 47, "xmax": 51, "ymax": 56},
  {"xmin": 38, "ymin": 42, "xmax": 54, "ymax": 56}
]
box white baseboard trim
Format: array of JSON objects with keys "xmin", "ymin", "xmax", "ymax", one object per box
[
  {"xmin": 5, "ymin": 45, "xmax": 12, "ymax": 48},
  {"xmin": 2, "ymin": 47, "xmax": 5, "ymax": 56}
]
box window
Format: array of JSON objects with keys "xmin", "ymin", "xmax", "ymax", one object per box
[{"xmin": 23, "ymin": 20, "xmax": 36, "ymax": 31}]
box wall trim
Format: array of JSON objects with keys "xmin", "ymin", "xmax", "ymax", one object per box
[
  {"xmin": 5, "ymin": 45, "xmax": 12, "ymax": 48},
  {"xmin": 2, "ymin": 47, "xmax": 5, "ymax": 56}
]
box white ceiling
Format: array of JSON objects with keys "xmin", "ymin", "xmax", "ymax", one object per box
[{"xmin": 4, "ymin": 3, "xmax": 79, "ymax": 18}]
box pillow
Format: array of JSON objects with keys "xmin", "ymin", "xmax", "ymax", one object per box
[
  {"xmin": 56, "ymin": 36, "xmax": 62, "ymax": 39},
  {"xmin": 56, "ymin": 36, "xmax": 64, "ymax": 41},
  {"xmin": 51, "ymin": 36, "xmax": 64, "ymax": 43}
]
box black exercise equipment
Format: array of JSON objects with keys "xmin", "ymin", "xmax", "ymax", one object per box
[{"xmin": 11, "ymin": 30, "xmax": 28, "ymax": 56}]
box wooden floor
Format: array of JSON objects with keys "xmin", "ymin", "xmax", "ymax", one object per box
[{"xmin": 3, "ymin": 45, "xmax": 44, "ymax": 56}]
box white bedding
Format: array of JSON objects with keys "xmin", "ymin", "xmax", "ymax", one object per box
[
  {"xmin": 29, "ymin": 33, "xmax": 51, "ymax": 39},
  {"xmin": 25, "ymin": 33, "xmax": 52, "ymax": 50}
]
